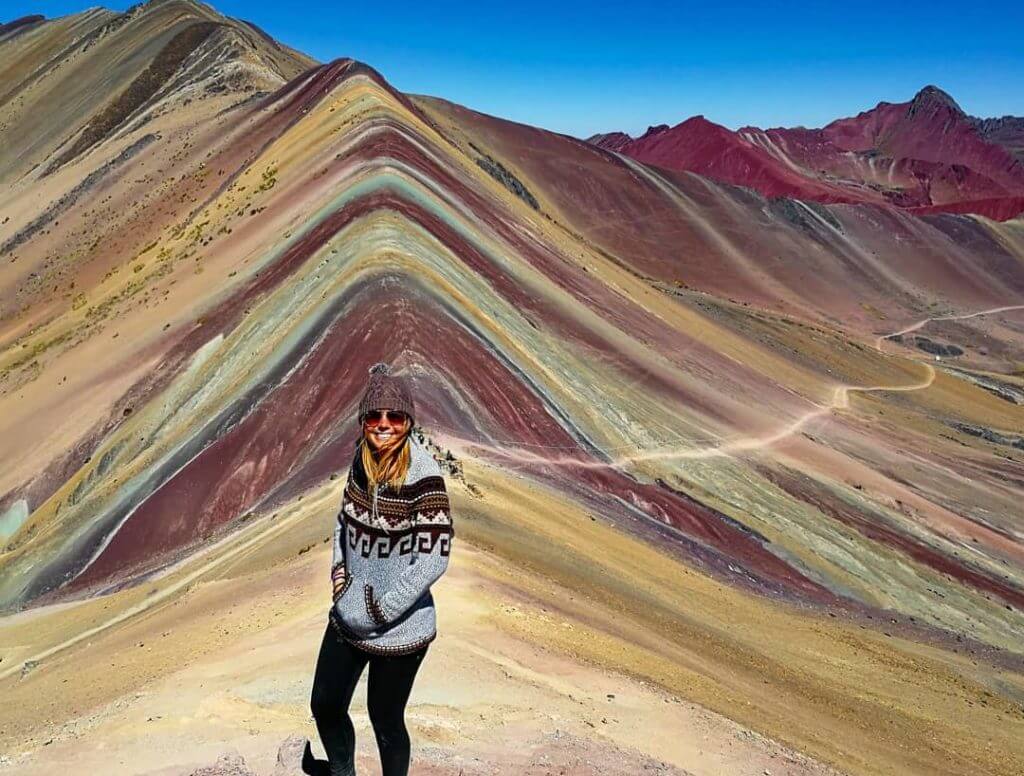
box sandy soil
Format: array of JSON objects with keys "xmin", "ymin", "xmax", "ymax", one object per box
[{"xmin": 0, "ymin": 523, "xmax": 836, "ymax": 776}]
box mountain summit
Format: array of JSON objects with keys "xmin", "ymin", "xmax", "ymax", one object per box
[{"xmin": 909, "ymin": 84, "xmax": 964, "ymax": 114}]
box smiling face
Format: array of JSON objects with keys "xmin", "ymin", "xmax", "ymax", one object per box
[{"xmin": 362, "ymin": 408, "xmax": 411, "ymax": 452}]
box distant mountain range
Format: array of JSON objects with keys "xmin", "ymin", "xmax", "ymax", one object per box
[{"xmin": 589, "ymin": 86, "xmax": 1024, "ymax": 221}]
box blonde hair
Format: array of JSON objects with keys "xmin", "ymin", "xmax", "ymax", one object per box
[{"xmin": 359, "ymin": 415, "xmax": 412, "ymax": 490}]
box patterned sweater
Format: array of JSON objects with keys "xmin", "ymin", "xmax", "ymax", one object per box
[{"xmin": 329, "ymin": 434, "xmax": 455, "ymax": 655}]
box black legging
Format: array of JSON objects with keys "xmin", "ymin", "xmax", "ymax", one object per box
[{"xmin": 309, "ymin": 621, "xmax": 429, "ymax": 776}]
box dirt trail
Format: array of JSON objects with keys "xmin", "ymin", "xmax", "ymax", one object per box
[
  {"xmin": 438, "ymin": 304, "xmax": 1024, "ymax": 467},
  {"xmin": 872, "ymin": 303, "xmax": 1024, "ymax": 348}
]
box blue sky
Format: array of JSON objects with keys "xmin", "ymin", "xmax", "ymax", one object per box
[{"xmin": 12, "ymin": 0, "xmax": 1024, "ymax": 138}]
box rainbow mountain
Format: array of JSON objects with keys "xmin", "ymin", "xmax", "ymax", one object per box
[{"xmin": 1, "ymin": 2, "xmax": 1023, "ymax": 774}]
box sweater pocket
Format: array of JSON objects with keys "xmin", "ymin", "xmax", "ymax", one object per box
[
  {"xmin": 333, "ymin": 577, "xmax": 374, "ymax": 637},
  {"xmin": 364, "ymin": 583, "xmax": 390, "ymax": 628}
]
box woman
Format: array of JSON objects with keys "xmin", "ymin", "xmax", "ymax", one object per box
[{"xmin": 306, "ymin": 362, "xmax": 455, "ymax": 776}]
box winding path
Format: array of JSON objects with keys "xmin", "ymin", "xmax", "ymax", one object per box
[
  {"xmin": 437, "ymin": 303, "xmax": 1023, "ymax": 468},
  {"xmin": 872, "ymin": 304, "xmax": 1024, "ymax": 349}
]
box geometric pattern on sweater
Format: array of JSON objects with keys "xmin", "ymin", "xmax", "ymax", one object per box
[
  {"xmin": 343, "ymin": 476, "xmax": 454, "ymax": 532},
  {"xmin": 341, "ymin": 475, "xmax": 453, "ymax": 558},
  {"xmin": 346, "ymin": 525, "xmax": 453, "ymax": 559}
]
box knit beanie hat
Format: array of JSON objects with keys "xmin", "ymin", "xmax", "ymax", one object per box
[{"xmin": 357, "ymin": 362, "xmax": 416, "ymax": 426}]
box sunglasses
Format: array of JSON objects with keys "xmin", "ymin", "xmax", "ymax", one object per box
[{"xmin": 362, "ymin": 410, "xmax": 408, "ymax": 425}]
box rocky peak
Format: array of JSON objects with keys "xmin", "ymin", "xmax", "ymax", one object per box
[
  {"xmin": 641, "ymin": 123, "xmax": 671, "ymax": 138},
  {"xmin": 908, "ymin": 85, "xmax": 964, "ymax": 118}
]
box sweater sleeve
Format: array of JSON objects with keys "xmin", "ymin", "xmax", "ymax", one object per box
[
  {"xmin": 331, "ymin": 493, "xmax": 348, "ymax": 601},
  {"xmin": 378, "ymin": 474, "xmax": 454, "ymax": 625}
]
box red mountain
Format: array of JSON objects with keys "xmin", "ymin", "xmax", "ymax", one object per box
[{"xmin": 589, "ymin": 86, "xmax": 1024, "ymax": 221}]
